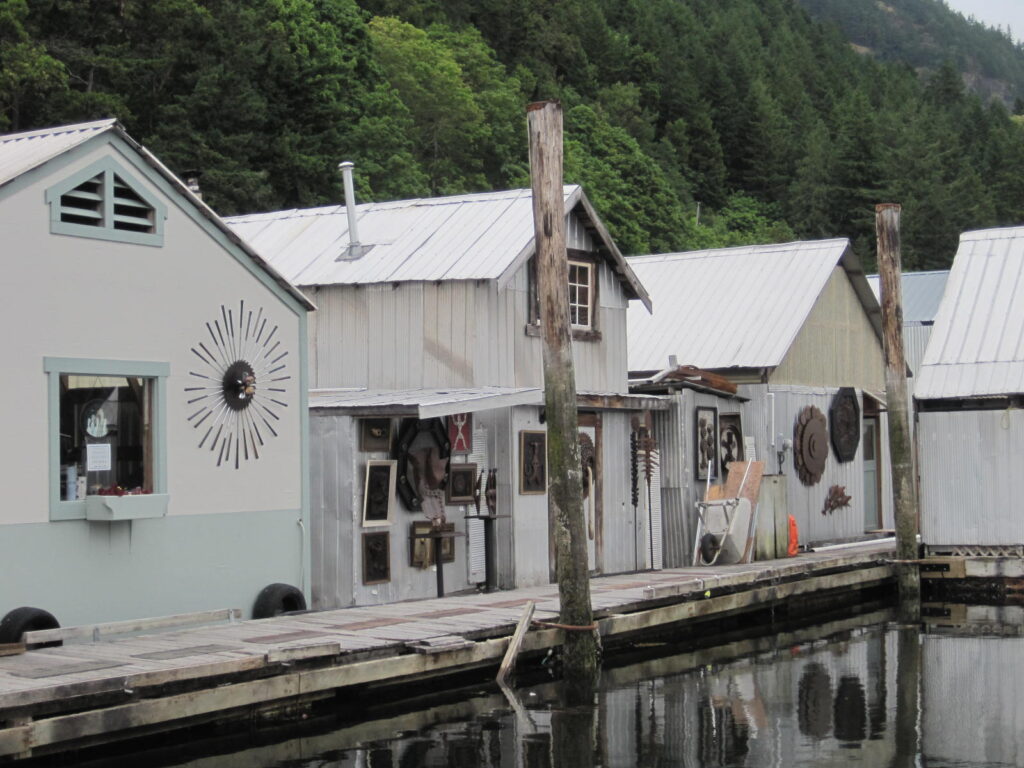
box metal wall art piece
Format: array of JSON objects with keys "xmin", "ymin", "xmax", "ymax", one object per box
[
  {"xmin": 794, "ymin": 405, "xmax": 829, "ymax": 486},
  {"xmin": 695, "ymin": 407, "xmax": 718, "ymax": 481},
  {"xmin": 821, "ymin": 484, "xmax": 852, "ymax": 515},
  {"xmin": 186, "ymin": 301, "xmax": 289, "ymax": 468},
  {"xmin": 393, "ymin": 418, "xmax": 450, "ymax": 512},
  {"xmin": 362, "ymin": 460, "xmax": 396, "ymax": 527},
  {"xmin": 362, "ymin": 531, "xmax": 390, "ymax": 584},
  {"xmin": 829, "ymin": 388, "xmax": 861, "ymax": 462},
  {"xmin": 519, "ymin": 430, "xmax": 547, "ymax": 494},
  {"xmin": 718, "ymin": 414, "xmax": 744, "ymax": 477},
  {"xmin": 578, "ymin": 432, "xmax": 596, "ymax": 500},
  {"xmin": 446, "ymin": 463, "xmax": 477, "ymax": 505},
  {"xmin": 448, "ymin": 413, "xmax": 473, "ymax": 455},
  {"xmin": 485, "ymin": 468, "xmax": 498, "ymax": 515},
  {"xmin": 360, "ymin": 418, "xmax": 392, "ymax": 452},
  {"xmin": 409, "ymin": 521, "xmax": 455, "ymax": 566}
]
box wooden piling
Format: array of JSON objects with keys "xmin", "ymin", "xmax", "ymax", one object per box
[
  {"xmin": 527, "ymin": 100, "xmax": 599, "ymax": 685},
  {"xmin": 876, "ymin": 203, "xmax": 921, "ymax": 620}
]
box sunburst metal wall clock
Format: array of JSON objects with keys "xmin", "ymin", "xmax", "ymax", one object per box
[{"xmin": 185, "ymin": 302, "xmax": 290, "ymax": 468}]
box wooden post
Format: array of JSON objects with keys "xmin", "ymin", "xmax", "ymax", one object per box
[
  {"xmin": 876, "ymin": 203, "xmax": 921, "ymax": 620},
  {"xmin": 527, "ymin": 100, "xmax": 599, "ymax": 685}
]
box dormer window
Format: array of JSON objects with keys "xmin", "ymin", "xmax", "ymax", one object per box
[
  {"xmin": 525, "ymin": 249, "xmax": 601, "ymax": 341},
  {"xmin": 46, "ymin": 157, "xmax": 166, "ymax": 246},
  {"xmin": 568, "ymin": 260, "xmax": 593, "ymax": 329}
]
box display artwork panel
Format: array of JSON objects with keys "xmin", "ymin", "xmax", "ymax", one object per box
[
  {"xmin": 519, "ymin": 430, "xmax": 547, "ymax": 494},
  {"xmin": 719, "ymin": 414, "xmax": 744, "ymax": 478},
  {"xmin": 448, "ymin": 413, "xmax": 473, "ymax": 455},
  {"xmin": 695, "ymin": 407, "xmax": 718, "ymax": 481},
  {"xmin": 362, "ymin": 460, "xmax": 396, "ymax": 527},
  {"xmin": 360, "ymin": 419, "xmax": 392, "ymax": 452},
  {"xmin": 362, "ymin": 532, "xmax": 390, "ymax": 584},
  {"xmin": 446, "ymin": 462, "xmax": 477, "ymax": 504},
  {"xmin": 410, "ymin": 521, "xmax": 433, "ymax": 568}
]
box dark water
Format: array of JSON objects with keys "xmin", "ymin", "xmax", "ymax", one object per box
[{"xmin": 83, "ymin": 604, "xmax": 1024, "ymax": 768}]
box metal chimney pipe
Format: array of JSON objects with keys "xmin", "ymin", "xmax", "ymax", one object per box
[{"xmin": 338, "ymin": 161, "xmax": 361, "ymax": 254}]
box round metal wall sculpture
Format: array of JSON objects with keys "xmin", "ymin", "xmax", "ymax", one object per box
[
  {"xmin": 794, "ymin": 405, "xmax": 829, "ymax": 486},
  {"xmin": 829, "ymin": 387, "xmax": 861, "ymax": 462},
  {"xmin": 186, "ymin": 302, "xmax": 290, "ymax": 468}
]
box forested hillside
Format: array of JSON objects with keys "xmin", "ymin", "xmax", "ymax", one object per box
[
  {"xmin": 798, "ymin": 0, "xmax": 1024, "ymax": 104},
  {"xmin": 3, "ymin": 0, "xmax": 1024, "ymax": 269}
]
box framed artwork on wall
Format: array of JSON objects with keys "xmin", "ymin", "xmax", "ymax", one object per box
[
  {"xmin": 362, "ymin": 532, "xmax": 390, "ymax": 584},
  {"xmin": 719, "ymin": 414, "xmax": 744, "ymax": 477},
  {"xmin": 519, "ymin": 430, "xmax": 547, "ymax": 494},
  {"xmin": 362, "ymin": 460, "xmax": 396, "ymax": 527},
  {"xmin": 695, "ymin": 407, "xmax": 718, "ymax": 481},
  {"xmin": 410, "ymin": 521, "xmax": 433, "ymax": 568},
  {"xmin": 360, "ymin": 418, "xmax": 392, "ymax": 452},
  {"xmin": 448, "ymin": 413, "xmax": 473, "ymax": 455},
  {"xmin": 446, "ymin": 462, "xmax": 477, "ymax": 504}
]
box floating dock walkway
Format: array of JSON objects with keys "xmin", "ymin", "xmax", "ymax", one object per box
[{"xmin": 0, "ymin": 540, "xmax": 894, "ymax": 760}]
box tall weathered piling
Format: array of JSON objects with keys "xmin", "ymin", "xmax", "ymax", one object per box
[
  {"xmin": 876, "ymin": 203, "xmax": 921, "ymax": 619},
  {"xmin": 527, "ymin": 99, "xmax": 599, "ymax": 691}
]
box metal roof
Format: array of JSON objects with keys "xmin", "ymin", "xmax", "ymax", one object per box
[
  {"xmin": 0, "ymin": 119, "xmax": 313, "ymax": 311},
  {"xmin": 916, "ymin": 227, "xmax": 1024, "ymax": 399},
  {"xmin": 626, "ymin": 239, "xmax": 877, "ymax": 372},
  {"xmin": 225, "ymin": 186, "xmax": 651, "ymax": 310},
  {"xmin": 0, "ymin": 119, "xmax": 116, "ymax": 188},
  {"xmin": 866, "ymin": 270, "xmax": 950, "ymax": 324},
  {"xmin": 309, "ymin": 387, "xmax": 544, "ymax": 417}
]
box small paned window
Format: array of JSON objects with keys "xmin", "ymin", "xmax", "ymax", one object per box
[
  {"xmin": 568, "ymin": 260, "xmax": 593, "ymax": 329},
  {"xmin": 46, "ymin": 158, "xmax": 166, "ymax": 246}
]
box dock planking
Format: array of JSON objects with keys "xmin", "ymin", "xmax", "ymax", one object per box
[{"xmin": 0, "ymin": 540, "xmax": 895, "ymax": 759}]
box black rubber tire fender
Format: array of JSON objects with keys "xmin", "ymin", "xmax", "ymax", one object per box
[
  {"xmin": 0, "ymin": 606, "xmax": 60, "ymax": 644},
  {"xmin": 699, "ymin": 533, "xmax": 721, "ymax": 565},
  {"xmin": 252, "ymin": 583, "xmax": 307, "ymax": 619}
]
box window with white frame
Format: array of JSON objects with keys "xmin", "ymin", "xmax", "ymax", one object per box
[{"xmin": 568, "ymin": 259, "xmax": 593, "ymax": 329}]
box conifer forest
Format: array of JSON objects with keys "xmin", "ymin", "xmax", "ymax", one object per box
[{"xmin": 5, "ymin": 0, "xmax": 1024, "ymax": 269}]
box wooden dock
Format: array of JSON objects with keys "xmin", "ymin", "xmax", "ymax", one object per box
[{"xmin": 0, "ymin": 540, "xmax": 894, "ymax": 760}]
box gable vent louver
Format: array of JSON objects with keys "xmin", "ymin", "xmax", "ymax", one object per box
[{"xmin": 59, "ymin": 171, "xmax": 155, "ymax": 234}]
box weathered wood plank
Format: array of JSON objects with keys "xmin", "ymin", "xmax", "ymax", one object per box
[{"xmin": 23, "ymin": 609, "xmax": 240, "ymax": 646}]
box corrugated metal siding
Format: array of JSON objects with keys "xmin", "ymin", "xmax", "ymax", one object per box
[
  {"xmin": 924, "ymin": 636, "xmax": 1024, "ymax": 765},
  {"xmin": 0, "ymin": 119, "xmax": 115, "ymax": 185},
  {"xmin": 309, "ymin": 411, "xmax": 355, "ymax": 610},
  {"xmin": 771, "ymin": 267, "xmax": 886, "ymax": 394},
  {"xmin": 457, "ymin": 420, "xmax": 490, "ymax": 584},
  {"xmin": 919, "ymin": 409, "xmax": 1024, "ymax": 546},
  {"xmin": 648, "ymin": 449, "xmax": 663, "ymax": 569},
  {"xmin": 904, "ymin": 324, "xmax": 932, "ymax": 379},
  {"xmin": 917, "ymin": 227, "xmax": 1024, "ymax": 399},
  {"xmin": 626, "ymin": 239, "xmax": 851, "ymax": 372},
  {"xmin": 653, "ymin": 391, "xmax": 689, "ymax": 567}
]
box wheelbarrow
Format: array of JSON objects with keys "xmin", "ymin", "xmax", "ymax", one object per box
[{"xmin": 692, "ymin": 461, "xmax": 757, "ymax": 566}]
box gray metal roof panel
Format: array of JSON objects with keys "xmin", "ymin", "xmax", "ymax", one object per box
[
  {"xmin": 0, "ymin": 119, "xmax": 116, "ymax": 188},
  {"xmin": 626, "ymin": 239, "xmax": 850, "ymax": 372},
  {"xmin": 917, "ymin": 227, "xmax": 1024, "ymax": 398},
  {"xmin": 309, "ymin": 386, "xmax": 543, "ymax": 417},
  {"xmin": 866, "ymin": 270, "xmax": 950, "ymax": 324}
]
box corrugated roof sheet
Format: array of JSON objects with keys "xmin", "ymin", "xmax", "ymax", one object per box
[
  {"xmin": 309, "ymin": 386, "xmax": 543, "ymax": 417},
  {"xmin": 626, "ymin": 239, "xmax": 853, "ymax": 372},
  {"xmin": 227, "ymin": 188, "xmax": 567, "ymax": 285},
  {"xmin": 0, "ymin": 119, "xmax": 116, "ymax": 188},
  {"xmin": 866, "ymin": 270, "xmax": 950, "ymax": 324},
  {"xmin": 916, "ymin": 227, "xmax": 1024, "ymax": 399},
  {"xmin": 225, "ymin": 186, "xmax": 651, "ymax": 309}
]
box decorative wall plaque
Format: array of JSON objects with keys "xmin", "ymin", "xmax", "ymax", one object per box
[
  {"xmin": 794, "ymin": 405, "xmax": 829, "ymax": 486},
  {"xmin": 448, "ymin": 413, "xmax": 473, "ymax": 455},
  {"xmin": 829, "ymin": 388, "xmax": 860, "ymax": 462},
  {"xmin": 362, "ymin": 460, "xmax": 396, "ymax": 526},
  {"xmin": 186, "ymin": 301, "xmax": 289, "ymax": 468},
  {"xmin": 695, "ymin": 407, "xmax": 718, "ymax": 481},
  {"xmin": 719, "ymin": 414, "xmax": 744, "ymax": 477},
  {"xmin": 446, "ymin": 463, "xmax": 477, "ymax": 504},
  {"xmin": 393, "ymin": 418, "xmax": 451, "ymax": 511},
  {"xmin": 362, "ymin": 532, "xmax": 390, "ymax": 584},
  {"xmin": 519, "ymin": 430, "xmax": 547, "ymax": 494},
  {"xmin": 360, "ymin": 418, "xmax": 392, "ymax": 452}
]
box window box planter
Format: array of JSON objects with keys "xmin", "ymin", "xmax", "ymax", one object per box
[{"xmin": 85, "ymin": 493, "xmax": 169, "ymax": 522}]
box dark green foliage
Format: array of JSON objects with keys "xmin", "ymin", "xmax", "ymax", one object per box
[{"xmin": 3, "ymin": 0, "xmax": 1024, "ymax": 265}]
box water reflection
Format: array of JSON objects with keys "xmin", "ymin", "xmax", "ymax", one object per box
[{"xmin": 93, "ymin": 605, "xmax": 1024, "ymax": 768}]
